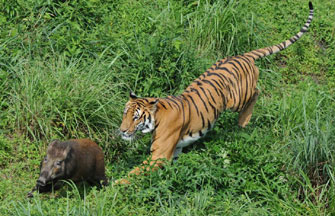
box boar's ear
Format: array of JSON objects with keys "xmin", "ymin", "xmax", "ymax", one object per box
[
  {"xmin": 62, "ymin": 145, "xmax": 72, "ymax": 159},
  {"xmin": 47, "ymin": 140, "xmax": 60, "ymax": 150}
]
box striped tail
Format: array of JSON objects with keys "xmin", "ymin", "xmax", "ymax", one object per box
[{"xmin": 244, "ymin": 1, "xmax": 314, "ymax": 61}]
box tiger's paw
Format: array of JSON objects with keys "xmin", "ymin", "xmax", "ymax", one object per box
[{"xmin": 114, "ymin": 178, "xmax": 131, "ymax": 185}]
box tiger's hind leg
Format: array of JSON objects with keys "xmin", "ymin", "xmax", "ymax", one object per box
[{"xmin": 238, "ymin": 89, "xmax": 259, "ymax": 128}]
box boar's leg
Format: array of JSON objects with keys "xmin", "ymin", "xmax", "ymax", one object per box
[
  {"xmin": 87, "ymin": 176, "xmax": 108, "ymax": 188},
  {"xmin": 101, "ymin": 177, "xmax": 108, "ymax": 186},
  {"xmin": 97, "ymin": 175, "xmax": 108, "ymax": 187},
  {"xmin": 94, "ymin": 155, "xmax": 108, "ymax": 187}
]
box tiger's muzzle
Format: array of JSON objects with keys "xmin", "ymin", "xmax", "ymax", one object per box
[{"xmin": 119, "ymin": 129, "xmax": 136, "ymax": 141}]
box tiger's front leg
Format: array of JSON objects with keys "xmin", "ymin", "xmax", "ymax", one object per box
[{"xmin": 116, "ymin": 128, "xmax": 182, "ymax": 184}]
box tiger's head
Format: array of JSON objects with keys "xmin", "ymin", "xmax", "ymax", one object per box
[{"xmin": 119, "ymin": 92, "xmax": 159, "ymax": 141}]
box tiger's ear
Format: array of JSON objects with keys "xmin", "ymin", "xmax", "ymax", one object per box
[
  {"xmin": 129, "ymin": 91, "xmax": 137, "ymax": 100},
  {"xmin": 149, "ymin": 99, "xmax": 159, "ymax": 112}
]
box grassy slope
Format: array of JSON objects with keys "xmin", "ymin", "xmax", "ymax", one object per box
[{"xmin": 0, "ymin": 0, "xmax": 334, "ymax": 215}]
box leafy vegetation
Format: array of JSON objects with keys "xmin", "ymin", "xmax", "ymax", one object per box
[{"xmin": 1, "ymin": 0, "xmax": 334, "ymax": 215}]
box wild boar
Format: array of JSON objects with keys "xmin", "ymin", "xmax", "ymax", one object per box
[{"xmin": 28, "ymin": 139, "xmax": 108, "ymax": 197}]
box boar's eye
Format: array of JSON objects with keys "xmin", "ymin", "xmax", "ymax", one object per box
[
  {"xmin": 55, "ymin": 161, "xmax": 62, "ymax": 166},
  {"xmin": 44, "ymin": 157, "xmax": 47, "ymax": 162}
]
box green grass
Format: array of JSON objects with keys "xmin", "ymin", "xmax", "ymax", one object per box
[{"xmin": 1, "ymin": 0, "xmax": 335, "ymax": 215}]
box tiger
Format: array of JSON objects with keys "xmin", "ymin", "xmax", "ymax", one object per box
[{"xmin": 117, "ymin": 2, "xmax": 314, "ymax": 184}]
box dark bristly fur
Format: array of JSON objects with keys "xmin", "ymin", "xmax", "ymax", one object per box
[{"xmin": 28, "ymin": 139, "xmax": 108, "ymax": 197}]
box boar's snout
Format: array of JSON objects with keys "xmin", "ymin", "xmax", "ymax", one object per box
[{"xmin": 37, "ymin": 177, "xmax": 47, "ymax": 187}]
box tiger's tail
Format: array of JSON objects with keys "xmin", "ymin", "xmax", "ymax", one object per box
[{"xmin": 244, "ymin": 1, "xmax": 314, "ymax": 61}]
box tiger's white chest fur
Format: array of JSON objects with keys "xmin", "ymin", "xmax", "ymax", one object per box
[
  {"xmin": 174, "ymin": 128, "xmax": 209, "ymax": 159},
  {"xmin": 176, "ymin": 133, "xmax": 201, "ymax": 148}
]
